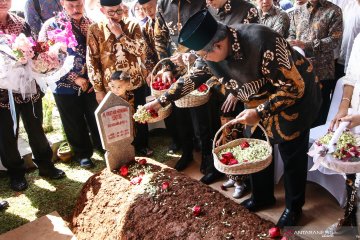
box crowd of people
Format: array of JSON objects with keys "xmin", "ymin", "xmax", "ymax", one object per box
[{"xmin": 0, "ymin": 0, "xmax": 359, "ymax": 233}]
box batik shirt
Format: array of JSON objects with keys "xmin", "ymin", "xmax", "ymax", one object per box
[
  {"xmin": 25, "ymin": 0, "xmax": 62, "ymax": 36},
  {"xmin": 288, "ymin": 0, "xmax": 343, "ymax": 81},
  {"xmin": 0, "ymin": 13, "xmax": 42, "ymax": 109},
  {"xmin": 259, "ymin": 5, "xmax": 290, "ymax": 38},
  {"xmin": 39, "ymin": 13, "xmax": 93, "ymax": 95},
  {"xmin": 87, "ymin": 18, "xmax": 149, "ymax": 92},
  {"xmin": 142, "ymin": 18, "xmax": 158, "ymax": 72},
  {"xmin": 208, "ymin": 0, "xmax": 259, "ymax": 27},
  {"xmin": 157, "ymin": 25, "xmax": 322, "ymax": 143},
  {"xmin": 154, "ymin": 0, "xmax": 206, "ymax": 72}
]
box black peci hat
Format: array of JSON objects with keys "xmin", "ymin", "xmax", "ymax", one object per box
[
  {"xmin": 178, "ymin": 10, "xmax": 218, "ymax": 51},
  {"xmin": 138, "ymin": 0, "xmax": 151, "ymax": 5},
  {"xmin": 100, "ymin": 0, "xmax": 122, "ymax": 6}
]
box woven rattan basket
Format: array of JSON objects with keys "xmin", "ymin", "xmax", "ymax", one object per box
[
  {"xmin": 147, "ymin": 104, "xmax": 172, "ymax": 123},
  {"xmin": 174, "ymin": 85, "xmax": 211, "ymax": 108},
  {"xmin": 150, "ymin": 58, "xmax": 171, "ymax": 98},
  {"xmin": 212, "ymin": 121, "xmax": 272, "ymax": 175}
]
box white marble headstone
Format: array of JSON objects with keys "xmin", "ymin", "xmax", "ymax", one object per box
[{"xmin": 95, "ymin": 92, "xmax": 135, "ymax": 171}]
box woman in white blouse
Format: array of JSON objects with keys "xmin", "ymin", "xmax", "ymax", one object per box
[{"xmin": 328, "ymin": 33, "xmax": 360, "ymax": 236}]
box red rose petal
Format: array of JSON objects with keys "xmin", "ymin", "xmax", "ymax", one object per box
[
  {"xmin": 269, "ymin": 227, "xmax": 281, "ymax": 238},
  {"xmin": 222, "ymin": 152, "xmax": 234, "ymax": 160},
  {"xmin": 240, "ymin": 141, "xmax": 250, "ymax": 149},
  {"xmin": 138, "ymin": 159, "xmax": 147, "ymax": 165},
  {"xmin": 162, "ymin": 181, "xmax": 170, "ymax": 190},
  {"xmin": 220, "ymin": 185, "xmax": 227, "ymax": 191},
  {"xmin": 192, "ymin": 205, "xmax": 201, "ymax": 216},
  {"xmin": 228, "ymin": 158, "xmax": 239, "ymax": 165},
  {"xmin": 119, "ymin": 166, "xmax": 128, "ymax": 177}
]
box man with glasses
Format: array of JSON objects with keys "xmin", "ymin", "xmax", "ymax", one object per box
[
  {"xmin": 145, "ymin": 10, "xmax": 322, "ymax": 227},
  {"xmin": 87, "ymin": 0, "xmax": 153, "ymax": 156}
]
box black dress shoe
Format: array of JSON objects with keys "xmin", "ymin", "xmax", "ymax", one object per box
[
  {"xmin": 200, "ymin": 171, "xmax": 223, "ymax": 185},
  {"xmin": 240, "ymin": 197, "xmax": 276, "ymax": 212},
  {"xmin": 0, "ymin": 201, "xmax": 9, "ymax": 211},
  {"xmin": 78, "ymin": 158, "xmax": 95, "ymax": 168},
  {"xmin": 39, "ymin": 167, "xmax": 66, "ymax": 179},
  {"xmin": 276, "ymin": 208, "xmax": 302, "ymax": 228},
  {"xmin": 10, "ymin": 177, "xmax": 28, "ymax": 192},
  {"xmin": 174, "ymin": 155, "xmax": 193, "ymax": 171}
]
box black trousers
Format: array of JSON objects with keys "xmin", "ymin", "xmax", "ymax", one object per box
[
  {"xmin": 54, "ymin": 92, "xmax": 101, "ymax": 159},
  {"xmin": 250, "ymin": 129, "xmax": 310, "ymax": 211},
  {"xmin": 133, "ymin": 85, "xmax": 149, "ymax": 150},
  {"xmin": 175, "ymin": 103, "xmax": 212, "ymax": 157},
  {"xmin": 164, "ymin": 103, "xmax": 181, "ymax": 147},
  {"xmin": 0, "ymin": 100, "xmax": 53, "ymax": 179}
]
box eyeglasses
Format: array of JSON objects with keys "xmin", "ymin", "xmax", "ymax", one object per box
[{"xmin": 106, "ymin": 8, "xmax": 123, "ymax": 16}]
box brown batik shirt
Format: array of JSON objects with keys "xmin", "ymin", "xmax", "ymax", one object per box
[
  {"xmin": 142, "ymin": 18, "xmax": 158, "ymax": 72},
  {"xmin": 288, "ymin": 0, "xmax": 343, "ymax": 81},
  {"xmin": 154, "ymin": 0, "xmax": 206, "ymax": 73},
  {"xmin": 87, "ymin": 18, "xmax": 149, "ymax": 92},
  {"xmin": 0, "ymin": 13, "xmax": 42, "ymax": 109},
  {"xmin": 259, "ymin": 5, "xmax": 290, "ymax": 38}
]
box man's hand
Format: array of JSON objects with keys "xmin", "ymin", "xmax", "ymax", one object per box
[
  {"xmin": 96, "ymin": 91, "xmax": 106, "ymax": 104},
  {"xmin": 170, "ymin": 53, "xmax": 185, "ymax": 66},
  {"xmin": 144, "ymin": 99, "xmax": 162, "ymax": 112},
  {"xmin": 161, "ymin": 71, "xmax": 173, "ymax": 83},
  {"xmin": 74, "ymin": 77, "xmax": 89, "ymax": 92},
  {"xmin": 289, "ymin": 40, "xmax": 305, "ymax": 49},
  {"xmin": 340, "ymin": 114, "xmax": 360, "ymax": 129},
  {"xmin": 108, "ymin": 19, "xmax": 123, "ymax": 38},
  {"xmin": 221, "ymin": 93, "xmax": 238, "ymax": 113},
  {"xmin": 182, "ymin": 53, "xmax": 197, "ymax": 66},
  {"xmin": 234, "ymin": 109, "xmax": 260, "ymax": 126}
]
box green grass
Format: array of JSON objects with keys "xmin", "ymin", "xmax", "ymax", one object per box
[{"xmin": 0, "ymin": 129, "xmax": 179, "ymax": 234}]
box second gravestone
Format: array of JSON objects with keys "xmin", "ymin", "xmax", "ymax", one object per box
[{"xmin": 95, "ymin": 92, "xmax": 135, "ymax": 171}]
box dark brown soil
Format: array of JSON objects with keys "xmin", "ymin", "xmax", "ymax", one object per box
[{"xmin": 71, "ymin": 160, "xmax": 275, "ymax": 240}]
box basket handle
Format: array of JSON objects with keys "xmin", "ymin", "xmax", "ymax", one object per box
[
  {"xmin": 212, "ymin": 119, "xmax": 270, "ymax": 150},
  {"xmin": 150, "ymin": 57, "xmax": 172, "ymax": 86}
]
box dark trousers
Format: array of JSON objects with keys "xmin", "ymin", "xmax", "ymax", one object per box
[
  {"xmin": 54, "ymin": 92, "xmax": 101, "ymax": 159},
  {"xmin": 251, "ymin": 129, "xmax": 310, "ymax": 211},
  {"xmin": 313, "ymin": 79, "xmax": 336, "ymax": 127},
  {"xmin": 133, "ymin": 85, "xmax": 149, "ymax": 150},
  {"xmin": 175, "ymin": 103, "xmax": 212, "ymax": 158},
  {"xmin": 0, "ymin": 100, "xmax": 53, "ymax": 179},
  {"xmin": 164, "ymin": 104, "xmax": 181, "ymax": 147}
]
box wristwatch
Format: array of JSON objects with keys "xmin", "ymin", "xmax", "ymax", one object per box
[{"xmin": 0, "ymin": 201, "xmax": 9, "ymax": 211}]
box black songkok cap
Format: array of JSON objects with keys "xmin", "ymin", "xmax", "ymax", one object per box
[
  {"xmin": 100, "ymin": 0, "xmax": 122, "ymax": 6},
  {"xmin": 138, "ymin": 0, "xmax": 151, "ymax": 5},
  {"xmin": 178, "ymin": 10, "xmax": 218, "ymax": 51}
]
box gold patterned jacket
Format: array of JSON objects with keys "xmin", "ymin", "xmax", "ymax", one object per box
[
  {"xmin": 208, "ymin": 0, "xmax": 259, "ymax": 27},
  {"xmin": 158, "ymin": 25, "xmax": 322, "ymax": 144},
  {"xmin": 259, "ymin": 5, "xmax": 290, "ymax": 38},
  {"xmin": 288, "ymin": 0, "xmax": 343, "ymax": 81},
  {"xmin": 0, "ymin": 13, "xmax": 42, "ymax": 109},
  {"xmin": 154, "ymin": 0, "xmax": 206, "ymax": 73},
  {"xmin": 86, "ymin": 18, "xmax": 148, "ymax": 92}
]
